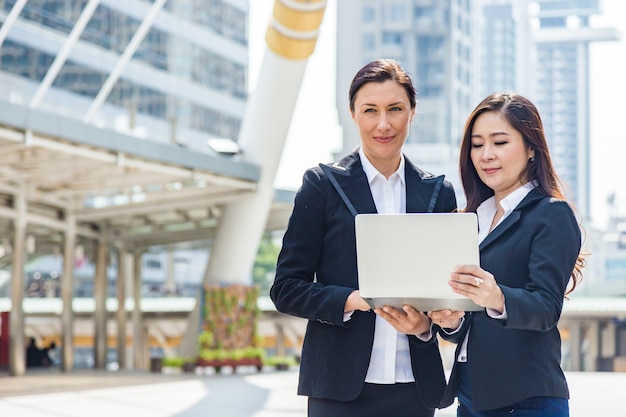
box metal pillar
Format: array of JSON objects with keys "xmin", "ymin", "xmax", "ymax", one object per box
[
  {"xmin": 9, "ymin": 183, "xmax": 26, "ymax": 376},
  {"xmin": 132, "ymin": 251, "xmax": 145, "ymax": 369},
  {"xmin": 61, "ymin": 213, "xmax": 76, "ymax": 372},
  {"xmin": 584, "ymin": 320, "xmax": 600, "ymax": 371},
  {"xmin": 29, "ymin": 0, "xmax": 100, "ymax": 108},
  {"xmin": 569, "ymin": 320, "xmax": 582, "ymax": 371},
  {"xmin": 0, "ymin": 0, "xmax": 28, "ymax": 48},
  {"xmin": 166, "ymin": 245, "xmax": 175, "ymax": 293},
  {"xmin": 93, "ymin": 240, "xmax": 108, "ymax": 369},
  {"xmin": 83, "ymin": 0, "xmax": 167, "ymax": 123},
  {"xmin": 275, "ymin": 323, "xmax": 286, "ymax": 357},
  {"xmin": 116, "ymin": 245, "xmax": 127, "ymax": 369}
]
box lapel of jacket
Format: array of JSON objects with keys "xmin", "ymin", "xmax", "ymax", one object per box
[
  {"xmin": 323, "ymin": 151, "xmax": 377, "ymax": 214},
  {"xmin": 479, "ymin": 189, "xmax": 544, "ymax": 251},
  {"xmin": 404, "ymin": 155, "xmax": 442, "ymax": 213}
]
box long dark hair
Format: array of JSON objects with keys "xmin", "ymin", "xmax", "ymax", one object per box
[{"xmin": 459, "ymin": 92, "xmax": 585, "ymax": 295}]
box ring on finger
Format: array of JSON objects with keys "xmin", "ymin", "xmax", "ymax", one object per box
[{"xmin": 474, "ymin": 277, "xmax": 484, "ymax": 286}]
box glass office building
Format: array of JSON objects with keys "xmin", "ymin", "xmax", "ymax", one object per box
[
  {"xmin": 533, "ymin": 0, "xmax": 618, "ymax": 219},
  {"xmin": 0, "ymin": 0, "xmax": 249, "ymax": 152}
]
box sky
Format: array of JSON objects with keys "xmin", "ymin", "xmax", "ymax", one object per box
[{"xmin": 248, "ymin": 0, "xmax": 626, "ymax": 230}]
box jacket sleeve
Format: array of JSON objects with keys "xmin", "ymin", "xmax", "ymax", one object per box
[
  {"xmin": 270, "ymin": 168, "xmax": 354, "ymax": 326},
  {"xmin": 492, "ymin": 199, "xmax": 581, "ymax": 331}
]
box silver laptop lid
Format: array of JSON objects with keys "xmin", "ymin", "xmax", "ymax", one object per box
[{"xmin": 355, "ymin": 212, "xmax": 481, "ymax": 311}]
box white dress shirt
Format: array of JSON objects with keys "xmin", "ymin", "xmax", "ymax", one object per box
[
  {"xmin": 357, "ymin": 148, "xmax": 416, "ymax": 383},
  {"xmin": 455, "ymin": 182, "xmax": 535, "ymax": 362}
]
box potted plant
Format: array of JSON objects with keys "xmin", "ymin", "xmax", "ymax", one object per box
[
  {"xmin": 197, "ymin": 285, "xmax": 265, "ymax": 373},
  {"xmin": 264, "ymin": 355, "xmax": 298, "ymax": 371}
]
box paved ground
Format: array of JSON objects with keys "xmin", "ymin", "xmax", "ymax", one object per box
[{"xmin": 0, "ymin": 367, "xmax": 624, "ymax": 416}]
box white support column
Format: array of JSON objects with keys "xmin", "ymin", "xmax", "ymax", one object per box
[
  {"xmin": 179, "ymin": 0, "xmax": 327, "ymax": 356},
  {"xmin": 83, "ymin": 0, "xmax": 167, "ymax": 123},
  {"xmin": 116, "ymin": 245, "xmax": 127, "ymax": 369},
  {"xmin": 569, "ymin": 320, "xmax": 582, "ymax": 371},
  {"xmin": 61, "ymin": 213, "xmax": 76, "ymax": 372},
  {"xmin": 0, "ymin": 0, "xmax": 28, "ymax": 48},
  {"xmin": 204, "ymin": 0, "xmax": 327, "ymax": 285},
  {"xmin": 166, "ymin": 245, "xmax": 175, "ymax": 293},
  {"xmin": 583, "ymin": 320, "xmax": 600, "ymax": 372},
  {"xmin": 132, "ymin": 251, "xmax": 144, "ymax": 369},
  {"xmin": 9, "ymin": 182, "xmax": 26, "ymax": 376},
  {"xmin": 30, "ymin": 0, "xmax": 101, "ymax": 109},
  {"xmin": 93, "ymin": 240, "xmax": 108, "ymax": 369}
]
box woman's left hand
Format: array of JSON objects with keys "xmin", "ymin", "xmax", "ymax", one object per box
[
  {"xmin": 374, "ymin": 305, "xmax": 431, "ymax": 336},
  {"xmin": 449, "ymin": 265, "xmax": 505, "ymax": 313}
]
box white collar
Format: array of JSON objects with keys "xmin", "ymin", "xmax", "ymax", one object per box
[
  {"xmin": 477, "ymin": 182, "xmax": 536, "ymax": 218},
  {"xmin": 358, "ymin": 147, "xmax": 406, "ymax": 185}
]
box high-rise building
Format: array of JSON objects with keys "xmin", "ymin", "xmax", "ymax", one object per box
[
  {"xmin": 336, "ymin": 0, "xmax": 477, "ymax": 153},
  {"xmin": 0, "ymin": 0, "xmax": 248, "ymax": 152},
  {"xmin": 532, "ymin": 0, "xmax": 619, "ymax": 220},
  {"xmin": 478, "ymin": 0, "xmax": 534, "ymax": 98}
]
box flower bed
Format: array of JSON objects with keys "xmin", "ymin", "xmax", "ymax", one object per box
[{"xmin": 197, "ymin": 356, "xmax": 263, "ymax": 373}]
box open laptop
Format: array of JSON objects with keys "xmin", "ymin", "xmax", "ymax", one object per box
[{"xmin": 355, "ymin": 212, "xmax": 482, "ymax": 312}]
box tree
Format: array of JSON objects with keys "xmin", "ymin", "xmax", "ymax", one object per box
[{"xmin": 252, "ymin": 233, "xmax": 281, "ymax": 295}]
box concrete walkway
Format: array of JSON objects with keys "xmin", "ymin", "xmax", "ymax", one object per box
[{"xmin": 0, "ymin": 368, "xmax": 624, "ymax": 416}]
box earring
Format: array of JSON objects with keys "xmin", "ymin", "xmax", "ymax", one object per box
[{"xmin": 530, "ymin": 157, "xmax": 535, "ymax": 162}]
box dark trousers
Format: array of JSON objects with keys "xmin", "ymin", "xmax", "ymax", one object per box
[
  {"xmin": 456, "ymin": 363, "xmax": 569, "ymax": 417},
  {"xmin": 308, "ymin": 382, "xmax": 434, "ymax": 417}
]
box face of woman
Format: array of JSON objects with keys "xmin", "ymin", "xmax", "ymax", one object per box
[
  {"xmin": 351, "ymin": 80, "xmax": 415, "ymax": 175},
  {"xmin": 469, "ymin": 111, "xmax": 535, "ymax": 201}
]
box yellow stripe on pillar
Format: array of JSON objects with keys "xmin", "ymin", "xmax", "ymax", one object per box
[
  {"xmin": 266, "ymin": 0, "xmax": 327, "ymax": 60},
  {"xmin": 266, "ymin": 27, "xmax": 319, "ymax": 60},
  {"xmin": 273, "ymin": 0, "xmax": 325, "ymax": 32}
]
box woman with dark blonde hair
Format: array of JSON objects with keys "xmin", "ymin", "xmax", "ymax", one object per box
[{"xmin": 430, "ymin": 92, "xmax": 585, "ymax": 416}]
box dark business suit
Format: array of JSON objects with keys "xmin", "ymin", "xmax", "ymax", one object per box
[
  {"xmin": 270, "ymin": 151, "xmax": 457, "ymax": 410},
  {"xmin": 440, "ymin": 189, "xmax": 581, "ymax": 412}
]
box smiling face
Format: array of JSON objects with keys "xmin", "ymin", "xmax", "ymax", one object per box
[
  {"xmin": 351, "ymin": 80, "xmax": 415, "ymax": 177},
  {"xmin": 469, "ymin": 111, "xmax": 535, "ymax": 201}
]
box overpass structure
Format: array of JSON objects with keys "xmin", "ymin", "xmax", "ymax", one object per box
[
  {"xmin": 0, "ymin": 0, "xmax": 328, "ymax": 376},
  {"xmin": 0, "ymin": 96, "xmax": 296, "ymax": 374}
]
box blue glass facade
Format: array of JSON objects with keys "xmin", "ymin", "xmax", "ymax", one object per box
[{"xmin": 0, "ymin": 0, "xmax": 248, "ymax": 144}]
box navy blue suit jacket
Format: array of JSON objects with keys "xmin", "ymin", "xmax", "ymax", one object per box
[
  {"xmin": 270, "ymin": 151, "xmax": 457, "ymax": 408},
  {"xmin": 440, "ymin": 189, "xmax": 581, "ymax": 411}
]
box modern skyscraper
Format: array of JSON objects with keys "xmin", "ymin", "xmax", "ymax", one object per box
[
  {"xmin": 532, "ymin": 0, "xmax": 619, "ymax": 220},
  {"xmin": 478, "ymin": 0, "xmax": 534, "ymax": 97}
]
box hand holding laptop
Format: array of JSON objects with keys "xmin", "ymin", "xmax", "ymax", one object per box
[
  {"xmin": 374, "ymin": 304, "xmax": 433, "ymax": 336},
  {"xmin": 449, "ymin": 264, "xmax": 506, "ymax": 314},
  {"xmin": 355, "ymin": 213, "xmax": 482, "ymax": 312}
]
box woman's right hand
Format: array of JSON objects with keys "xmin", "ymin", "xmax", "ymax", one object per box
[{"xmin": 345, "ymin": 290, "xmax": 372, "ymax": 312}]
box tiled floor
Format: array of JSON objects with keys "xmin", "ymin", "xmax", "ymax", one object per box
[{"xmin": 0, "ymin": 368, "xmax": 624, "ymax": 416}]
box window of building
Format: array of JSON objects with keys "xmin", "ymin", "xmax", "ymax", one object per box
[
  {"xmin": 146, "ymin": 259, "xmax": 162, "ymax": 269},
  {"xmin": 362, "ymin": 6, "xmax": 376, "ymax": 22},
  {"xmin": 363, "ymin": 33, "xmax": 376, "ymax": 50},
  {"xmin": 387, "ymin": 4, "xmax": 407, "ymax": 22},
  {"xmin": 382, "ymin": 32, "xmax": 404, "ymax": 46}
]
